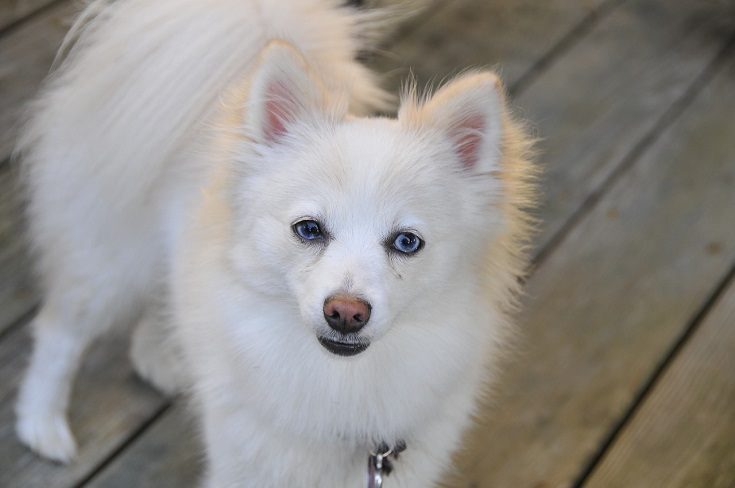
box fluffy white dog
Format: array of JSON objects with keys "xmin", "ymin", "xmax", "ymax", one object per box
[{"xmin": 15, "ymin": 0, "xmax": 536, "ymax": 486}]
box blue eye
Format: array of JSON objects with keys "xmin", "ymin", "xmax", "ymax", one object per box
[
  {"xmin": 293, "ymin": 219, "xmax": 323, "ymax": 241},
  {"xmin": 391, "ymin": 231, "xmax": 423, "ymax": 255}
]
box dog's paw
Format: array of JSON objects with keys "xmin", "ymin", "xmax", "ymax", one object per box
[{"xmin": 16, "ymin": 410, "xmax": 78, "ymax": 463}]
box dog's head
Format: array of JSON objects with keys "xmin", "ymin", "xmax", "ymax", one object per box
[{"xmin": 228, "ymin": 42, "xmax": 512, "ymax": 358}]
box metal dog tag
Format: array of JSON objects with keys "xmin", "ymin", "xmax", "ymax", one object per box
[
  {"xmin": 367, "ymin": 441, "xmax": 405, "ymax": 488},
  {"xmin": 367, "ymin": 449, "xmax": 387, "ymax": 488}
]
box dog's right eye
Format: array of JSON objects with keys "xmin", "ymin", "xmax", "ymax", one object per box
[{"xmin": 293, "ymin": 219, "xmax": 323, "ymax": 241}]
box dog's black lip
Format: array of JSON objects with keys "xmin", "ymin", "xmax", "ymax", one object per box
[{"xmin": 318, "ymin": 336, "xmax": 370, "ymax": 356}]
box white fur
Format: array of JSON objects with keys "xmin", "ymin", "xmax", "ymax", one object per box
[{"xmin": 16, "ymin": 0, "xmax": 535, "ymax": 485}]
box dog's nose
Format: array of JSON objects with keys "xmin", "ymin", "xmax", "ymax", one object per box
[{"xmin": 323, "ymin": 295, "xmax": 371, "ymax": 334}]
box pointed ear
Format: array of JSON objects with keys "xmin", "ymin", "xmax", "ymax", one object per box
[
  {"xmin": 400, "ymin": 72, "xmax": 504, "ymax": 173},
  {"xmin": 248, "ymin": 41, "xmax": 328, "ymax": 144}
]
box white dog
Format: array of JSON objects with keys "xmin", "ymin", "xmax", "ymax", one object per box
[{"xmin": 15, "ymin": 0, "xmax": 536, "ymax": 486}]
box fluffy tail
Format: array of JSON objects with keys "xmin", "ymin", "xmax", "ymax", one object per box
[{"xmin": 17, "ymin": 0, "xmax": 400, "ymax": 209}]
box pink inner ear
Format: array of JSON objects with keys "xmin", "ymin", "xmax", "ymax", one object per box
[
  {"xmin": 453, "ymin": 114, "xmax": 485, "ymax": 170},
  {"xmin": 263, "ymin": 80, "xmax": 293, "ymax": 143}
]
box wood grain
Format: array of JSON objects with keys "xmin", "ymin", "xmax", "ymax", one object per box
[
  {"xmin": 460, "ymin": 33, "xmax": 735, "ymax": 488},
  {"xmin": 582, "ymin": 58, "xmax": 735, "ymax": 488}
]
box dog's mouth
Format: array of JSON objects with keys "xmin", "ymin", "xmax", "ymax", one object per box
[{"xmin": 318, "ymin": 336, "xmax": 370, "ymax": 357}]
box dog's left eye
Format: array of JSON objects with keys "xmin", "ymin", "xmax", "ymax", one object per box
[
  {"xmin": 293, "ymin": 219, "xmax": 324, "ymax": 241},
  {"xmin": 391, "ymin": 231, "xmax": 423, "ymax": 255}
]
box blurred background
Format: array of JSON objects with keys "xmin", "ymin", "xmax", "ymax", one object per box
[{"xmin": 1, "ymin": 0, "xmax": 735, "ymax": 486}]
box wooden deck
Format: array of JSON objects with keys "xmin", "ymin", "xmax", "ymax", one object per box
[{"xmin": 1, "ymin": 0, "xmax": 735, "ymax": 486}]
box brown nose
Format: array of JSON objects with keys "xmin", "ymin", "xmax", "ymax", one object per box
[{"xmin": 323, "ymin": 295, "xmax": 371, "ymax": 334}]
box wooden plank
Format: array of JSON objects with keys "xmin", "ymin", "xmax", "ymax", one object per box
[
  {"xmin": 86, "ymin": 404, "xmax": 202, "ymax": 488},
  {"xmin": 521, "ymin": 0, "xmax": 735, "ymax": 256},
  {"xmin": 582, "ymin": 61, "xmax": 735, "ymax": 488},
  {"xmin": 372, "ymin": 0, "xmax": 610, "ymax": 94},
  {"xmin": 0, "ymin": 0, "xmax": 74, "ymax": 161},
  {"xmin": 0, "ymin": 323, "xmax": 165, "ymax": 488},
  {"xmin": 461, "ymin": 35, "xmax": 735, "ymax": 488},
  {"xmin": 0, "ymin": 163, "xmax": 35, "ymax": 333},
  {"xmin": 585, "ymin": 277, "xmax": 735, "ymax": 488},
  {"xmin": 0, "ymin": 0, "xmax": 58, "ymax": 32}
]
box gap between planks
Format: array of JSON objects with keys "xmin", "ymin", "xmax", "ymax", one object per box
[
  {"xmin": 0, "ymin": 303, "xmax": 36, "ymax": 343},
  {"xmin": 509, "ymin": 0, "xmax": 625, "ymax": 97},
  {"xmin": 73, "ymin": 402, "xmax": 174, "ymax": 488},
  {"xmin": 575, "ymin": 255, "xmax": 735, "ymax": 487},
  {"xmin": 584, "ymin": 254, "xmax": 735, "ymax": 487}
]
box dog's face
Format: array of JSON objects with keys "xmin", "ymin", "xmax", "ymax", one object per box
[{"xmin": 230, "ymin": 43, "xmax": 505, "ymax": 358}]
